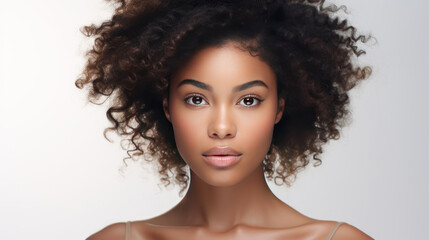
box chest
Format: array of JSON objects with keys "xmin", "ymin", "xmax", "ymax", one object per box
[{"xmin": 140, "ymin": 224, "xmax": 332, "ymax": 240}]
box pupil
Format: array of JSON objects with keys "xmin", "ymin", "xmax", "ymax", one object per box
[
  {"xmin": 193, "ymin": 97, "xmax": 202, "ymax": 104},
  {"xmin": 244, "ymin": 97, "xmax": 253, "ymax": 105}
]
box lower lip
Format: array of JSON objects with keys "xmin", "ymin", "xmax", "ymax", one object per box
[{"xmin": 202, "ymin": 155, "xmax": 242, "ymax": 168}]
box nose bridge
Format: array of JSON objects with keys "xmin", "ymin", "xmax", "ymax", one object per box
[{"xmin": 208, "ymin": 102, "xmax": 236, "ymax": 139}]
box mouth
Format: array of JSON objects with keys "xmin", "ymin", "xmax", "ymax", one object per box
[
  {"xmin": 202, "ymin": 155, "xmax": 242, "ymax": 168},
  {"xmin": 202, "ymin": 146, "xmax": 243, "ymax": 168}
]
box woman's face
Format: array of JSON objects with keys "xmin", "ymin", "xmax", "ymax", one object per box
[{"xmin": 163, "ymin": 43, "xmax": 284, "ymax": 187}]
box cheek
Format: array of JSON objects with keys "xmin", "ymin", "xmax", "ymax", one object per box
[
  {"xmin": 239, "ymin": 110, "xmax": 275, "ymax": 155},
  {"xmin": 169, "ymin": 105, "xmax": 206, "ymax": 161}
]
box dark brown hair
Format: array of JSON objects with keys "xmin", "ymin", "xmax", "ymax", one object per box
[{"xmin": 76, "ymin": 0, "xmax": 371, "ymax": 194}]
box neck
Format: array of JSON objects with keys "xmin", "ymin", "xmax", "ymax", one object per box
[{"xmin": 173, "ymin": 164, "xmax": 287, "ymax": 232}]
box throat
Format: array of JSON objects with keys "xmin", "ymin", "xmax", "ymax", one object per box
[{"xmin": 172, "ymin": 164, "xmax": 286, "ymax": 231}]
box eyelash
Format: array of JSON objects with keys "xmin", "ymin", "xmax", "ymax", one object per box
[{"xmin": 184, "ymin": 94, "xmax": 264, "ymax": 108}]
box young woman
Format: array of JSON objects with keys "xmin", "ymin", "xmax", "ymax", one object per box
[{"xmin": 77, "ymin": 0, "xmax": 373, "ymax": 239}]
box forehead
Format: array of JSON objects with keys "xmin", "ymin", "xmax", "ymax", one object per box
[{"xmin": 170, "ymin": 43, "xmax": 277, "ymax": 90}]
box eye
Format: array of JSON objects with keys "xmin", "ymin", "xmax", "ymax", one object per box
[
  {"xmin": 238, "ymin": 95, "xmax": 263, "ymax": 107},
  {"xmin": 184, "ymin": 95, "xmax": 208, "ymax": 106}
]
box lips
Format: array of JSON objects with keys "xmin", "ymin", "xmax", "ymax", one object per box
[
  {"xmin": 202, "ymin": 146, "xmax": 242, "ymax": 168},
  {"xmin": 202, "ymin": 146, "xmax": 242, "ymax": 157}
]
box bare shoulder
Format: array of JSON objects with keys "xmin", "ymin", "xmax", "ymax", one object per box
[
  {"xmin": 331, "ymin": 222, "xmax": 373, "ymax": 240},
  {"xmin": 86, "ymin": 222, "xmax": 126, "ymax": 240}
]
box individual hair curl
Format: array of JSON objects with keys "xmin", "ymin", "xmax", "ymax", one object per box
[{"xmin": 76, "ymin": 0, "xmax": 371, "ymax": 195}]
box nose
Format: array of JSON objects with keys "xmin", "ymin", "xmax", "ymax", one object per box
[{"xmin": 207, "ymin": 105, "xmax": 237, "ymax": 139}]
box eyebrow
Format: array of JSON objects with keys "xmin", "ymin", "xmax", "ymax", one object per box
[{"xmin": 177, "ymin": 79, "xmax": 268, "ymax": 92}]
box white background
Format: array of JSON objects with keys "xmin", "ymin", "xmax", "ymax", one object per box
[{"xmin": 1, "ymin": 0, "xmax": 428, "ymax": 239}]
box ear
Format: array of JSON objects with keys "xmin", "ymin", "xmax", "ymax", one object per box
[
  {"xmin": 163, "ymin": 98, "xmax": 171, "ymax": 122},
  {"xmin": 275, "ymin": 97, "xmax": 285, "ymax": 124}
]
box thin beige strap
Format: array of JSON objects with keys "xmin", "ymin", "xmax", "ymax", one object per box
[
  {"xmin": 326, "ymin": 222, "xmax": 344, "ymax": 240},
  {"xmin": 125, "ymin": 221, "xmax": 131, "ymax": 240}
]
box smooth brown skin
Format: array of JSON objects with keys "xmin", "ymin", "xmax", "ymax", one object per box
[{"xmin": 87, "ymin": 43, "xmax": 373, "ymax": 240}]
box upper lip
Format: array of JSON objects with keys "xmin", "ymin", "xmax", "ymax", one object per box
[{"xmin": 202, "ymin": 146, "xmax": 242, "ymax": 156}]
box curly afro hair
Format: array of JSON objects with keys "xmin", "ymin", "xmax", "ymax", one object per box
[{"xmin": 76, "ymin": 0, "xmax": 371, "ymax": 194}]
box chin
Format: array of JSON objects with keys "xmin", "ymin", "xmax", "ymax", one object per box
[{"xmin": 192, "ymin": 169, "xmax": 246, "ymax": 187}]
